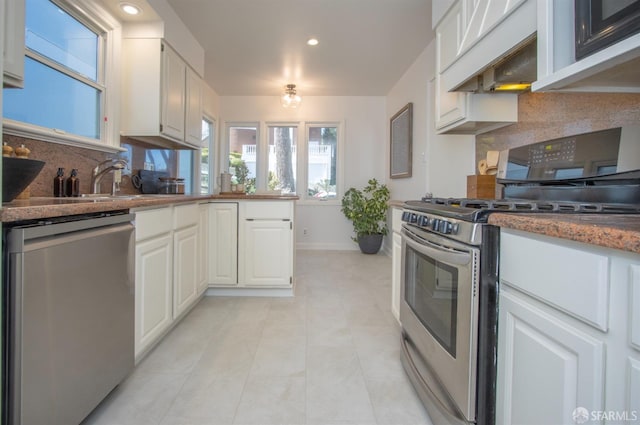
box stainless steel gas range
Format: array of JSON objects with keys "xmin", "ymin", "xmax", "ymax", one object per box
[{"xmin": 400, "ymin": 126, "xmax": 640, "ymax": 425}]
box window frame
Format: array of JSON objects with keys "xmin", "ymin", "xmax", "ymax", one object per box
[
  {"xmin": 223, "ymin": 121, "xmax": 260, "ymax": 190},
  {"xmin": 264, "ymin": 121, "xmax": 301, "ymax": 194},
  {"xmin": 199, "ymin": 115, "xmax": 216, "ymax": 194},
  {"xmin": 2, "ymin": 0, "xmax": 124, "ymax": 154},
  {"xmin": 299, "ymin": 121, "xmax": 344, "ymax": 205}
]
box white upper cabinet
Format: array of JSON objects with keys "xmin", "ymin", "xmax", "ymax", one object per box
[
  {"xmin": 121, "ymin": 38, "xmax": 202, "ymax": 149},
  {"xmin": 534, "ymin": 0, "xmax": 640, "ymax": 92},
  {"xmin": 435, "ymin": 1, "xmax": 519, "ymax": 135},
  {"xmin": 3, "ymin": 0, "xmax": 24, "ymax": 88},
  {"xmin": 185, "ymin": 67, "xmax": 203, "ymax": 146},
  {"xmin": 440, "ymin": 0, "xmax": 536, "ymax": 92}
]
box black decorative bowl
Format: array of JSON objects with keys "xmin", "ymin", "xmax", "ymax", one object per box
[{"xmin": 2, "ymin": 157, "xmax": 45, "ymax": 202}]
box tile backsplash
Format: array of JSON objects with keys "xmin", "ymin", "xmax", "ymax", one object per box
[
  {"xmin": 2, "ymin": 134, "xmax": 180, "ymax": 197},
  {"xmin": 476, "ymin": 92, "xmax": 640, "ymax": 169}
]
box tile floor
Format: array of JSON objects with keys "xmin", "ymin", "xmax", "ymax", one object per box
[{"xmin": 83, "ymin": 250, "xmax": 433, "ymax": 425}]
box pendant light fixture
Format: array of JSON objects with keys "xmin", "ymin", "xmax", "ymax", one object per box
[{"xmin": 281, "ymin": 84, "xmax": 302, "ymax": 108}]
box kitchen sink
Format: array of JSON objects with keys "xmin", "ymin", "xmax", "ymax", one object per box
[{"xmin": 80, "ymin": 194, "xmax": 178, "ymax": 201}]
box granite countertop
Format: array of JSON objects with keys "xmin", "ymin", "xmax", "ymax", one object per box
[
  {"xmin": 1, "ymin": 194, "xmax": 299, "ymax": 223},
  {"xmin": 488, "ymin": 213, "xmax": 640, "ymax": 254}
]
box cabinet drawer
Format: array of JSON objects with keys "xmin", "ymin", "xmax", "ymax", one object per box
[
  {"xmin": 135, "ymin": 207, "xmax": 173, "ymax": 241},
  {"xmin": 500, "ymin": 230, "xmax": 610, "ymax": 331},
  {"xmin": 243, "ymin": 201, "xmax": 292, "ymax": 220},
  {"xmin": 173, "ymin": 203, "xmax": 199, "ymax": 229}
]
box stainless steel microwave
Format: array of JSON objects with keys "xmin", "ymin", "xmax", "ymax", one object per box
[{"xmin": 575, "ymin": 0, "xmax": 640, "ymax": 60}]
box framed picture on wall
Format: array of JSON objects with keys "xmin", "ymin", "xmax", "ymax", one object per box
[{"xmin": 390, "ymin": 103, "xmax": 413, "ymax": 179}]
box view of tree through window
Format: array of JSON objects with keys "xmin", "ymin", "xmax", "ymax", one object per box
[
  {"xmin": 268, "ymin": 126, "xmax": 297, "ymax": 193},
  {"xmin": 228, "ymin": 125, "xmax": 257, "ymax": 192},
  {"xmin": 308, "ymin": 126, "xmax": 337, "ymax": 199}
]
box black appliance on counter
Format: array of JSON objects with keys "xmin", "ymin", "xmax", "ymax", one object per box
[{"xmin": 400, "ymin": 126, "xmax": 640, "ymax": 425}]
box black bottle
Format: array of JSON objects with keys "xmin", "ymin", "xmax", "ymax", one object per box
[
  {"xmin": 66, "ymin": 169, "xmax": 80, "ymax": 197},
  {"xmin": 53, "ymin": 168, "xmax": 65, "ymax": 197}
]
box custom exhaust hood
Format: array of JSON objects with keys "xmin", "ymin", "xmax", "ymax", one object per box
[{"xmin": 455, "ymin": 39, "xmax": 537, "ymax": 93}]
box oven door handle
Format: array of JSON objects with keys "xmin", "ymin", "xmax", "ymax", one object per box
[{"xmin": 402, "ymin": 229, "xmax": 471, "ymax": 266}]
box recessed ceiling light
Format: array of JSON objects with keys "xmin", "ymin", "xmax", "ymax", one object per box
[
  {"xmin": 307, "ymin": 38, "xmax": 319, "ymax": 46},
  {"xmin": 120, "ymin": 3, "xmax": 141, "ymax": 15}
]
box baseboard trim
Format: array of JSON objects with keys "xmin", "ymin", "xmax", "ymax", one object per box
[{"xmin": 205, "ymin": 287, "xmax": 294, "ymax": 297}]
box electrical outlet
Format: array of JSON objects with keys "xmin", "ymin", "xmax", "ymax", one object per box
[{"xmin": 303, "ymin": 228, "xmax": 308, "ymax": 236}]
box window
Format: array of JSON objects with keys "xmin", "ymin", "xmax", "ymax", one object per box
[
  {"xmin": 3, "ymin": 0, "xmax": 108, "ymax": 143},
  {"xmin": 224, "ymin": 121, "xmax": 342, "ymax": 200},
  {"xmin": 227, "ymin": 123, "xmax": 258, "ymax": 192},
  {"xmin": 306, "ymin": 124, "xmax": 338, "ymax": 199},
  {"xmin": 267, "ymin": 125, "xmax": 297, "ymax": 193},
  {"xmin": 200, "ymin": 117, "xmax": 215, "ymax": 194}
]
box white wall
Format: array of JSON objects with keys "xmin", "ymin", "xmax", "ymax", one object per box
[
  {"xmin": 219, "ymin": 96, "xmax": 386, "ymax": 250},
  {"xmin": 146, "ymin": 0, "xmax": 205, "ymax": 76},
  {"xmin": 386, "ymin": 40, "xmax": 475, "ymax": 202},
  {"xmin": 383, "ymin": 39, "xmax": 475, "ymax": 252}
]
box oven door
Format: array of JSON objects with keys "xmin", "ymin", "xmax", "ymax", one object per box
[{"xmin": 400, "ymin": 224, "xmax": 480, "ymax": 424}]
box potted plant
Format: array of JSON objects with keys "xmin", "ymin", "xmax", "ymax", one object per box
[{"xmin": 341, "ymin": 178, "xmax": 391, "ymax": 254}]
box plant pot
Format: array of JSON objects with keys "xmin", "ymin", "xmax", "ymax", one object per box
[{"xmin": 357, "ymin": 234, "xmax": 383, "ymax": 254}]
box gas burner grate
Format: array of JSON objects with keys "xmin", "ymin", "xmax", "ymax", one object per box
[{"xmin": 419, "ymin": 197, "xmax": 640, "ymax": 214}]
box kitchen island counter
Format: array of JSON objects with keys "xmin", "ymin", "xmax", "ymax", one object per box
[
  {"xmin": 1, "ymin": 194, "xmax": 299, "ymax": 222},
  {"xmin": 488, "ymin": 213, "xmax": 640, "ymax": 254}
]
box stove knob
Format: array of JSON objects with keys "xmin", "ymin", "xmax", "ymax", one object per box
[
  {"xmin": 438, "ymin": 220, "xmax": 452, "ymax": 234},
  {"xmin": 451, "ymin": 223, "xmax": 459, "ymax": 234},
  {"xmin": 401, "ymin": 211, "xmax": 410, "ymax": 222},
  {"xmin": 410, "ymin": 213, "xmax": 418, "ymax": 224},
  {"xmin": 420, "ymin": 215, "xmax": 430, "ymax": 227},
  {"xmin": 430, "ymin": 218, "xmax": 440, "ymax": 231}
]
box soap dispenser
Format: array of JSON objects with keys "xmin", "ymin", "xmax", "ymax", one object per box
[
  {"xmin": 54, "ymin": 168, "xmax": 65, "ymax": 197},
  {"xmin": 66, "ymin": 169, "xmax": 80, "ymax": 197}
]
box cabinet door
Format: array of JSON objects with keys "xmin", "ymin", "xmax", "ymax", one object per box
[
  {"xmin": 135, "ymin": 234, "xmax": 173, "ymax": 359},
  {"xmin": 208, "ymin": 203, "xmax": 238, "ymax": 286},
  {"xmin": 496, "ymin": 290, "xmax": 605, "ymax": 425},
  {"xmin": 161, "ymin": 44, "xmax": 186, "ymax": 141},
  {"xmin": 3, "ymin": 0, "xmax": 25, "ymax": 88},
  {"xmin": 391, "ymin": 231, "xmax": 402, "ymax": 322},
  {"xmin": 435, "ymin": 2, "xmax": 466, "ymax": 129},
  {"xmin": 185, "ymin": 67, "xmax": 203, "ymax": 147},
  {"xmin": 240, "ymin": 220, "xmax": 292, "ymax": 287},
  {"xmin": 173, "ymin": 225, "xmax": 199, "ymax": 318},
  {"xmin": 197, "ymin": 203, "xmax": 209, "ymax": 295}
]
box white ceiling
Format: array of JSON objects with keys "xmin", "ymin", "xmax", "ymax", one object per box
[{"xmin": 160, "ymin": 0, "xmax": 434, "ymax": 97}]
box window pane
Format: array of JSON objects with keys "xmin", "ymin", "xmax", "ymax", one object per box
[
  {"xmin": 200, "ymin": 119, "xmax": 213, "ymax": 194},
  {"xmin": 26, "ymin": 0, "xmax": 99, "ymax": 80},
  {"xmin": 3, "ymin": 57, "xmax": 100, "ymax": 139},
  {"xmin": 308, "ymin": 126, "xmax": 337, "ymax": 199},
  {"xmin": 268, "ymin": 126, "xmax": 297, "ymax": 193},
  {"xmin": 229, "ymin": 126, "xmax": 257, "ymax": 192}
]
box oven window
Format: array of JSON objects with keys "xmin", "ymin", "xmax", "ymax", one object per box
[{"xmin": 405, "ymin": 245, "xmax": 458, "ymax": 357}]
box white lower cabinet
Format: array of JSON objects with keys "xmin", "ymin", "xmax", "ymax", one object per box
[
  {"xmin": 208, "ymin": 202, "xmax": 238, "ymax": 285},
  {"xmin": 208, "ymin": 200, "xmax": 294, "ymax": 290},
  {"xmin": 497, "ymin": 229, "xmax": 640, "ymax": 424},
  {"xmin": 134, "ymin": 202, "xmax": 203, "ymax": 361},
  {"xmin": 391, "ymin": 207, "xmax": 402, "ymax": 322},
  {"xmin": 197, "ymin": 203, "xmax": 209, "ymax": 294},
  {"xmin": 240, "ymin": 219, "xmax": 292, "ymax": 287},
  {"xmin": 135, "ymin": 232, "xmax": 173, "ymax": 359},
  {"xmin": 173, "ymin": 225, "xmax": 199, "ymax": 318},
  {"xmin": 496, "ymin": 289, "xmax": 605, "ymax": 425}
]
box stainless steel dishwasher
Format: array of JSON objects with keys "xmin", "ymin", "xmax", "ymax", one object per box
[{"xmin": 3, "ymin": 211, "xmax": 135, "ymax": 425}]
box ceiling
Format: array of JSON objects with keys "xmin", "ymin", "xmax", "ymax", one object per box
[{"xmin": 154, "ymin": 0, "xmax": 435, "ymax": 97}]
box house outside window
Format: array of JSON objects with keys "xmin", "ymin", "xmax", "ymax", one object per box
[
  {"xmin": 225, "ymin": 121, "xmax": 342, "ymax": 200},
  {"xmin": 3, "ymin": 0, "xmax": 105, "ymax": 140},
  {"xmin": 306, "ymin": 124, "xmax": 338, "ymax": 200},
  {"xmin": 227, "ymin": 123, "xmax": 258, "ymax": 192}
]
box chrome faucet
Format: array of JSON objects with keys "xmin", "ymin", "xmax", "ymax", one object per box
[{"xmin": 91, "ymin": 158, "xmax": 128, "ymax": 194}]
